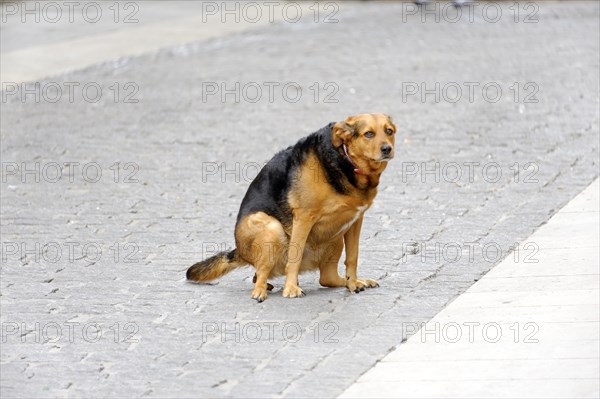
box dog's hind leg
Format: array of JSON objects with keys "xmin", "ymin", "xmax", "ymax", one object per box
[
  {"xmin": 318, "ymin": 237, "xmax": 346, "ymax": 288},
  {"xmin": 252, "ymin": 274, "xmax": 274, "ymax": 291},
  {"xmin": 236, "ymin": 212, "xmax": 287, "ymax": 302}
]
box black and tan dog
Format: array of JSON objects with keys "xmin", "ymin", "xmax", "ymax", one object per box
[{"xmin": 187, "ymin": 113, "xmax": 396, "ymax": 301}]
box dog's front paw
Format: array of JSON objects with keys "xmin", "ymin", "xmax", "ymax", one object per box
[
  {"xmin": 282, "ymin": 284, "xmax": 305, "ymax": 298},
  {"xmin": 251, "ymin": 286, "xmax": 268, "ymax": 303},
  {"xmin": 346, "ymin": 278, "xmax": 379, "ymax": 293}
]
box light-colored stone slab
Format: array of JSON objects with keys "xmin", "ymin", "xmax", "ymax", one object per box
[
  {"xmin": 341, "ymin": 379, "xmax": 600, "ymax": 399},
  {"xmin": 383, "ymin": 336, "xmax": 599, "ymax": 361},
  {"xmin": 360, "ymin": 358, "xmax": 599, "ymax": 381},
  {"xmin": 484, "ymin": 246, "xmax": 599, "ymax": 277},
  {"xmin": 340, "ymin": 179, "xmax": 600, "ymax": 399},
  {"xmin": 448, "ymin": 289, "xmax": 599, "ymax": 308},
  {"xmin": 468, "ymin": 275, "xmax": 599, "ymax": 293}
]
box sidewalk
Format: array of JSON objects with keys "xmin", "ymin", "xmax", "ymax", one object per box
[{"xmin": 340, "ymin": 179, "xmax": 600, "ymax": 398}]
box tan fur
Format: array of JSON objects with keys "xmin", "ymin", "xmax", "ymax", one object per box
[{"xmin": 187, "ymin": 251, "xmax": 246, "ymax": 282}]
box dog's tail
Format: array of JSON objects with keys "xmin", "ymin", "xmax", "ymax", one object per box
[{"xmin": 186, "ymin": 249, "xmax": 246, "ymax": 282}]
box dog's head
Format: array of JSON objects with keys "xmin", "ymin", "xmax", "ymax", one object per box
[{"xmin": 332, "ymin": 113, "xmax": 396, "ymax": 171}]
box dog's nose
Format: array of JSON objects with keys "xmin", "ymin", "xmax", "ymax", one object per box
[{"xmin": 381, "ymin": 144, "xmax": 392, "ymax": 156}]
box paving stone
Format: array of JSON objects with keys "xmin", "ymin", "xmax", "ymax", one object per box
[{"xmin": 1, "ymin": 1, "xmax": 599, "ymax": 398}]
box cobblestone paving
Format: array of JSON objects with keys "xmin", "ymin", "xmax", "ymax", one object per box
[{"xmin": 1, "ymin": 2, "xmax": 599, "ymax": 398}]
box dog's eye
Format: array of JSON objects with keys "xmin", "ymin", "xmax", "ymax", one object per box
[
  {"xmin": 364, "ymin": 131, "xmax": 375, "ymax": 138},
  {"xmin": 385, "ymin": 128, "xmax": 394, "ymax": 136}
]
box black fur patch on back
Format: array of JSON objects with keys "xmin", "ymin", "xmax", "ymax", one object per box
[{"xmin": 235, "ymin": 123, "xmax": 356, "ymax": 228}]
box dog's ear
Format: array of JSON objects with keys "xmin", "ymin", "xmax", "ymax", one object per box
[
  {"xmin": 384, "ymin": 114, "xmax": 397, "ymax": 131},
  {"xmin": 332, "ymin": 117, "xmax": 356, "ymax": 148}
]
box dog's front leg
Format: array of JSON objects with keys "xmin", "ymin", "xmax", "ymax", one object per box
[
  {"xmin": 344, "ymin": 215, "xmax": 379, "ymax": 293},
  {"xmin": 282, "ymin": 214, "xmax": 314, "ymax": 298}
]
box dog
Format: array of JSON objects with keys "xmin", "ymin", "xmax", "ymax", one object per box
[{"xmin": 187, "ymin": 113, "xmax": 396, "ymax": 302}]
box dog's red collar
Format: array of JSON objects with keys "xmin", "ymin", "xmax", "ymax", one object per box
[{"xmin": 342, "ymin": 144, "xmax": 370, "ymax": 176}]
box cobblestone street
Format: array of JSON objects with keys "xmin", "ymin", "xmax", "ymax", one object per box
[{"xmin": 1, "ymin": 1, "xmax": 599, "ymax": 398}]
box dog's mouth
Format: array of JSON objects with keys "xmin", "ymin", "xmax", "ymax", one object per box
[{"xmin": 373, "ymin": 154, "xmax": 394, "ymax": 162}]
